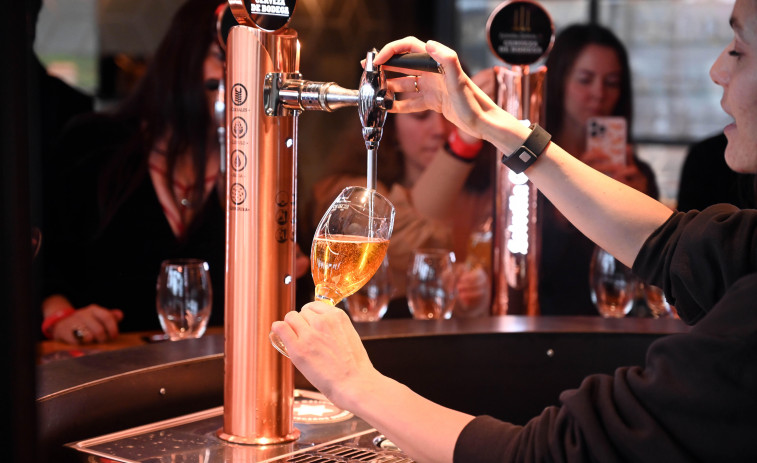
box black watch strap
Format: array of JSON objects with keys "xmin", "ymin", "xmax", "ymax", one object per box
[{"xmin": 501, "ymin": 123, "xmax": 551, "ymax": 174}]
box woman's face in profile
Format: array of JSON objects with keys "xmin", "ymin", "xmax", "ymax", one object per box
[
  {"xmin": 563, "ymin": 44, "xmax": 622, "ymax": 127},
  {"xmin": 710, "ymin": 0, "xmax": 757, "ymax": 173},
  {"xmin": 395, "ymin": 110, "xmax": 452, "ymax": 173}
]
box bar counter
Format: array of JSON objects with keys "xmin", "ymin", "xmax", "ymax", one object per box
[{"xmin": 37, "ymin": 315, "xmax": 689, "ymax": 462}]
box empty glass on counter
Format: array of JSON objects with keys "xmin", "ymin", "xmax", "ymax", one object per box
[
  {"xmin": 589, "ymin": 246, "xmax": 637, "ymax": 318},
  {"xmin": 156, "ymin": 258, "xmax": 212, "ymax": 340},
  {"xmin": 407, "ymin": 249, "xmax": 458, "ymax": 320},
  {"xmin": 343, "ymin": 255, "xmax": 392, "ymax": 322}
]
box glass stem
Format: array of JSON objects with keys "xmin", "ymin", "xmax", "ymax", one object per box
[{"xmin": 314, "ymin": 294, "xmax": 336, "ymax": 306}]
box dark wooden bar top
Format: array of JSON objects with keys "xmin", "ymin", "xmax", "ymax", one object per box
[
  {"xmin": 37, "ymin": 315, "xmax": 689, "ymax": 462},
  {"xmin": 355, "ymin": 314, "xmax": 688, "ymax": 338}
]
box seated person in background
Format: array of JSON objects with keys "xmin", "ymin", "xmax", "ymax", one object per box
[
  {"xmin": 677, "ymin": 132, "xmax": 756, "ymax": 210},
  {"xmin": 41, "ymin": 0, "xmax": 308, "ymax": 345},
  {"xmin": 539, "ymin": 24, "xmax": 659, "ymax": 316},
  {"xmin": 302, "ymin": 70, "xmax": 497, "ymax": 318}
]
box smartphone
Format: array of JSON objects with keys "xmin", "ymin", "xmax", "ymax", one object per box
[{"xmin": 587, "ymin": 116, "xmax": 627, "ymax": 165}]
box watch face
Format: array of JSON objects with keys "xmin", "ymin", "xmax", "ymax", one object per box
[
  {"xmin": 515, "ymin": 147, "xmax": 535, "ymax": 164},
  {"xmin": 502, "ymin": 147, "xmax": 534, "ymax": 174}
]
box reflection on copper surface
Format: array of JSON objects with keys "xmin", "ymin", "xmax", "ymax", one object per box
[
  {"xmin": 492, "ymin": 66, "xmax": 545, "ymax": 316},
  {"xmin": 219, "ymin": 24, "xmax": 299, "ymax": 444}
]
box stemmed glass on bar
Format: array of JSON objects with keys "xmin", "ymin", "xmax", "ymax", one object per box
[{"xmin": 270, "ymin": 185, "xmax": 395, "ymax": 357}]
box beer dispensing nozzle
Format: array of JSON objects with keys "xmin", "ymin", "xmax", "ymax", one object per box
[
  {"xmin": 359, "ymin": 49, "xmax": 391, "ymax": 190},
  {"xmin": 264, "ymin": 49, "xmax": 441, "ymax": 189}
]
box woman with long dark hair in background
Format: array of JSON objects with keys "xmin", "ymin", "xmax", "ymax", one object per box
[
  {"xmin": 41, "ymin": 0, "xmax": 229, "ymax": 344},
  {"xmin": 539, "ymin": 24, "xmax": 659, "ymax": 315}
]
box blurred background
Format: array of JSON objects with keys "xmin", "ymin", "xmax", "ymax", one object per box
[
  {"xmin": 5, "ymin": 1, "xmax": 734, "ymax": 459},
  {"xmin": 34, "ymin": 0, "xmax": 734, "ymax": 208}
]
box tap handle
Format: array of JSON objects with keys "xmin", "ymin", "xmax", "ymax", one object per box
[
  {"xmin": 383, "ymin": 53, "xmax": 443, "ymax": 74},
  {"xmin": 358, "ymin": 50, "xmax": 392, "ymax": 149}
]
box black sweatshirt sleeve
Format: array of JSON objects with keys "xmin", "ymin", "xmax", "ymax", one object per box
[{"xmin": 454, "ymin": 206, "xmax": 757, "ymax": 462}]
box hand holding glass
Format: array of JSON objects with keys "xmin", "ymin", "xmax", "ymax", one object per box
[
  {"xmin": 156, "ymin": 259, "xmax": 212, "ymax": 340},
  {"xmin": 270, "ymin": 186, "xmax": 395, "ymax": 356}
]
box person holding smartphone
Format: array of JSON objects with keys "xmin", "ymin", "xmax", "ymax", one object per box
[{"xmin": 539, "ymin": 24, "xmax": 659, "ymax": 316}]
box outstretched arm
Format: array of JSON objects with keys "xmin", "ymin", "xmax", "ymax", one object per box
[
  {"xmin": 275, "ymin": 39, "xmax": 677, "ymax": 463},
  {"xmin": 272, "ymin": 302, "xmax": 474, "ymax": 463},
  {"xmin": 376, "ymin": 37, "xmax": 673, "ymax": 267}
]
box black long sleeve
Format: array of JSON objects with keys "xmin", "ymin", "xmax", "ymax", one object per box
[{"xmin": 454, "ymin": 206, "xmax": 757, "ymax": 462}]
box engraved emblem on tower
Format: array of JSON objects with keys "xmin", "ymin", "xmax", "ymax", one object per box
[
  {"xmin": 231, "ymin": 117, "xmax": 248, "ymax": 138},
  {"xmin": 231, "ymin": 83, "xmax": 248, "ymax": 106},
  {"xmin": 231, "ymin": 149, "xmax": 247, "ymax": 172},
  {"xmin": 230, "ymin": 183, "xmax": 247, "ymax": 205}
]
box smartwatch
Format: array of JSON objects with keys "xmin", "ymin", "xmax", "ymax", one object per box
[{"xmin": 501, "ymin": 123, "xmax": 551, "ymax": 174}]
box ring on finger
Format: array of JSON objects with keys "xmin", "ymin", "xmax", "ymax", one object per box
[
  {"xmin": 414, "ymin": 75, "xmax": 420, "ymax": 93},
  {"xmin": 73, "ymin": 327, "xmax": 88, "ymax": 343}
]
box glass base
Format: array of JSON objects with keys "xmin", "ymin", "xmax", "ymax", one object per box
[{"xmin": 269, "ymin": 331, "xmax": 289, "ymax": 358}]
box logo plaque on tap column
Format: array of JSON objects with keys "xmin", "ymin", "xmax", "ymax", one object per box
[
  {"xmin": 486, "ymin": 0, "xmax": 554, "ymax": 66},
  {"xmin": 228, "ymin": 0, "xmax": 296, "ymax": 31}
]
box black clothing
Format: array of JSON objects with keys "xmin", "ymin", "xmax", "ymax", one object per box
[
  {"xmin": 677, "ymin": 133, "xmax": 755, "ymax": 211},
  {"xmin": 31, "ymin": 56, "xmax": 94, "ymax": 230},
  {"xmin": 454, "ymin": 205, "xmax": 757, "ymax": 462},
  {"xmin": 538, "ymin": 159, "xmax": 659, "ymax": 316},
  {"xmin": 44, "ymin": 115, "xmax": 226, "ymax": 332}
]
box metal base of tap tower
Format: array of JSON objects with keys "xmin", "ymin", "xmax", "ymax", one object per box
[{"xmin": 66, "ymin": 393, "xmax": 411, "ymax": 463}]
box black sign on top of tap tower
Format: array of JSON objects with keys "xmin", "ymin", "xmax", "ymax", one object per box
[
  {"xmin": 228, "ymin": 0, "xmax": 297, "ymax": 31},
  {"xmin": 486, "ymin": 0, "xmax": 554, "ymax": 66}
]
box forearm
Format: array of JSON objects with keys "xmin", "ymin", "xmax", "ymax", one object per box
[
  {"xmin": 479, "ymin": 113, "xmax": 674, "ymax": 267},
  {"xmin": 410, "ymin": 150, "xmax": 475, "ymax": 221},
  {"xmin": 343, "ymin": 373, "xmax": 474, "ymax": 463}
]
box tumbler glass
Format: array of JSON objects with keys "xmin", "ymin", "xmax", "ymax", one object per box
[
  {"xmin": 343, "ymin": 256, "xmax": 392, "ymax": 322},
  {"xmin": 156, "ymin": 259, "xmax": 212, "ymax": 340},
  {"xmin": 589, "ymin": 246, "xmax": 637, "ymax": 318},
  {"xmin": 643, "ymin": 283, "xmax": 673, "ymax": 318},
  {"xmin": 406, "ymin": 249, "xmax": 458, "ymax": 320}
]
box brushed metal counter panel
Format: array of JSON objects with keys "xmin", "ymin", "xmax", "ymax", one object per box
[{"xmin": 66, "ymin": 406, "xmax": 389, "ymax": 463}]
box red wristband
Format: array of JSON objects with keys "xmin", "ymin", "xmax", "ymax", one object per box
[
  {"xmin": 446, "ymin": 129, "xmax": 483, "ymax": 161},
  {"xmin": 41, "ymin": 307, "xmax": 76, "ymax": 339}
]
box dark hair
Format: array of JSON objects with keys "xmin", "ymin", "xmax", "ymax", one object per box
[
  {"xmin": 544, "ymin": 23, "xmax": 633, "ymax": 140},
  {"xmin": 98, "ymin": 0, "xmax": 224, "ymax": 225}
]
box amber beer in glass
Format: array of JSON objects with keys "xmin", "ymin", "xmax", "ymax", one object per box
[{"xmin": 271, "ymin": 186, "xmax": 394, "ymax": 356}]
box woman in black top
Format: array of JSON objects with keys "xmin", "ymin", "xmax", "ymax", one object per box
[
  {"xmin": 42, "ymin": 0, "xmax": 228, "ymax": 344},
  {"xmin": 271, "ymin": 0, "xmax": 757, "ymax": 461}
]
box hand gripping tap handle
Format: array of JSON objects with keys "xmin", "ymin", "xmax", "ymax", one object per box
[
  {"xmin": 357, "ymin": 52, "xmax": 442, "ymax": 146},
  {"xmin": 359, "ymin": 51, "xmax": 442, "ymax": 190},
  {"xmin": 383, "ymin": 53, "xmax": 444, "ymax": 74}
]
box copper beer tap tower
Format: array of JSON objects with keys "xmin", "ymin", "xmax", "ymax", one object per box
[
  {"xmin": 487, "ymin": 0, "xmax": 554, "ymax": 316},
  {"xmin": 217, "ymin": 0, "xmax": 422, "ymax": 444},
  {"xmin": 217, "ymin": 0, "xmax": 551, "ymax": 445}
]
